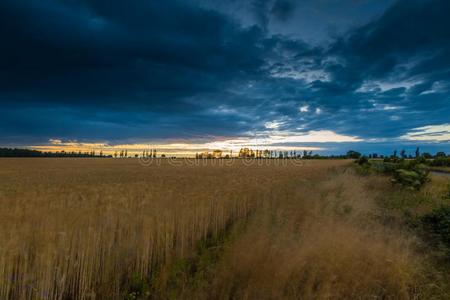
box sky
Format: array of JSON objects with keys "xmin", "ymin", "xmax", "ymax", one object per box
[{"xmin": 0, "ymin": 0, "xmax": 449, "ymax": 156}]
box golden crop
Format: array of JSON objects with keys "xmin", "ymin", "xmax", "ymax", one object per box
[{"xmin": 0, "ymin": 158, "xmax": 445, "ymax": 299}]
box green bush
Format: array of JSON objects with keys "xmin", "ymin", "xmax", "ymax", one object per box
[
  {"xmin": 390, "ymin": 164, "xmax": 429, "ymax": 190},
  {"xmin": 383, "ymin": 157, "xmax": 396, "ymax": 163},
  {"xmin": 346, "ymin": 150, "xmax": 361, "ymax": 159},
  {"xmin": 123, "ymin": 273, "xmax": 150, "ymax": 300},
  {"xmin": 371, "ymin": 161, "xmax": 397, "ymax": 174},
  {"xmin": 421, "ymin": 206, "xmax": 450, "ymax": 248},
  {"xmin": 360, "ymin": 158, "xmax": 430, "ymax": 189},
  {"xmin": 356, "ymin": 156, "xmax": 369, "ymax": 165},
  {"xmin": 429, "ymin": 157, "xmax": 450, "ymax": 167}
]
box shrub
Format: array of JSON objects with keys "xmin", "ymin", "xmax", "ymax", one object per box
[
  {"xmin": 415, "ymin": 156, "xmax": 427, "ymax": 164},
  {"xmin": 421, "ymin": 206, "xmax": 450, "ymax": 248},
  {"xmin": 429, "ymin": 157, "xmax": 450, "ymax": 167},
  {"xmin": 354, "ymin": 156, "xmax": 372, "ymax": 175},
  {"xmin": 389, "ymin": 163, "xmax": 429, "ymax": 190},
  {"xmin": 347, "ymin": 150, "xmax": 361, "ymax": 159},
  {"xmin": 356, "ymin": 156, "xmax": 369, "ymax": 166},
  {"xmin": 383, "ymin": 156, "xmax": 403, "ymax": 164},
  {"xmin": 123, "ymin": 273, "xmax": 150, "ymax": 300},
  {"xmin": 372, "ymin": 161, "xmax": 397, "ymax": 174}
]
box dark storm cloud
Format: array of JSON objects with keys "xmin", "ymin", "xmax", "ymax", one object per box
[
  {"xmin": 0, "ymin": 0, "xmax": 291, "ymax": 142},
  {"xmin": 251, "ymin": 0, "xmax": 271, "ymax": 30},
  {"xmin": 295, "ymin": 0, "xmax": 450, "ymax": 139},
  {"xmin": 0, "ymin": 0, "xmax": 268, "ymax": 105},
  {"xmin": 271, "ymin": 0, "xmax": 296, "ymax": 21},
  {"xmin": 0, "ymin": 0, "xmax": 449, "ymax": 152},
  {"xmin": 250, "ymin": 0, "xmax": 297, "ymax": 28},
  {"xmin": 328, "ymin": 0, "xmax": 450, "ymax": 83}
]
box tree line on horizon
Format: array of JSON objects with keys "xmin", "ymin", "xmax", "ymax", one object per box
[
  {"xmin": 195, "ymin": 148, "xmax": 448, "ymax": 160},
  {"xmin": 196, "ymin": 148, "xmax": 320, "ymax": 159},
  {"xmin": 0, "ymin": 148, "xmax": 110, "ymax": 158},
  {"xmin": 0, "ymin": 147, "xmax": 448, "ymax": 159},
  {"xmin": 347, "ymin": 148, "xmax": 449, "ymax": 160}
]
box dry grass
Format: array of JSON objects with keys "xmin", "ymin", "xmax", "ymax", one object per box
[
  {"xmin": 0, "ymin": 158, "xmax": 342, "ymax": 299},
  {"xmin": 190, "ymin": 169, "xmax": 447, "ymax": 299},
  {"xmin": 0, "ymin": 158, "xmax": 446, "ymax": 299}
]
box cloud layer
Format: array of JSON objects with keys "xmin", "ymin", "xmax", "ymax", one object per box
[{"xmin": 0, "ymin": 0, "xmax": 449, "ymax": 154}]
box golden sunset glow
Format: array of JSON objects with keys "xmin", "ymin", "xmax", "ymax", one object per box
[{"xmin": 28, "ymin": 129, "xmax": 362, "ymax": 157}]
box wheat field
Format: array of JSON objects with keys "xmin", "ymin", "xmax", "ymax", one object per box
[{"xmin": 0, "ymin": 158, "xmax": 445, "ymax": 299}]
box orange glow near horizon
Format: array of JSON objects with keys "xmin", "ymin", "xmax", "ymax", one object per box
[
  {"xmin": 29, "ymin": 143, "xmax": 322, "ymax": 157},
  {"xmin": 26, "ymin": 129, "xmax": 365, "ymax": 157}
]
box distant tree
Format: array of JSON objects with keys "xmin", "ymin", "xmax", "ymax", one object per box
[
  {"xmin": 114, "ymin": 151, "xmax": 118, "ymax": 158},
  {"xmin": 422, "ymin": 152, "xmax": 432, "ymax": 159},
  {"xmin": 346, "ymin": 150, "xmax": 361, "ymax": 159},
  {"xmin": 124, "ymin": 150, "xmax": 128, "ymax": 157},
  {"xmin": 436, "ymin": 151, "xmax": 446, "ymax": 158},
  {"xmin": 0, "ymin": 148, "xmax": 41, "ymax": 157},
  {"xmin": 303, "ymin": 150, "xmax": 308, "ymax": 157},
  {"xmin": 153, "ymin": 149, "xmax": 157, "ymax": 158},
  {"xmin": 213, "ymin": 149, "xmax": 222, "ymax": 158},
  {"xmin": 393, "ymin": 150, "xmax": 397, "ymax": 158},
  {"xmin": 415, "ymin": 147, "xmax": 420, "ymax": 158},
  {"xmin": 400, "ymin": 149, "xmax": 406, "ymax": 159},
  {"xmin": 239, "ymin": 148, "xmax": 252, "ymax": 158}
]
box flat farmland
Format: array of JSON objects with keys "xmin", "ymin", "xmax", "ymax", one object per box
[{"xmin": 0, "ymin": 158, "xmax": 448, "ymax": 299}]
